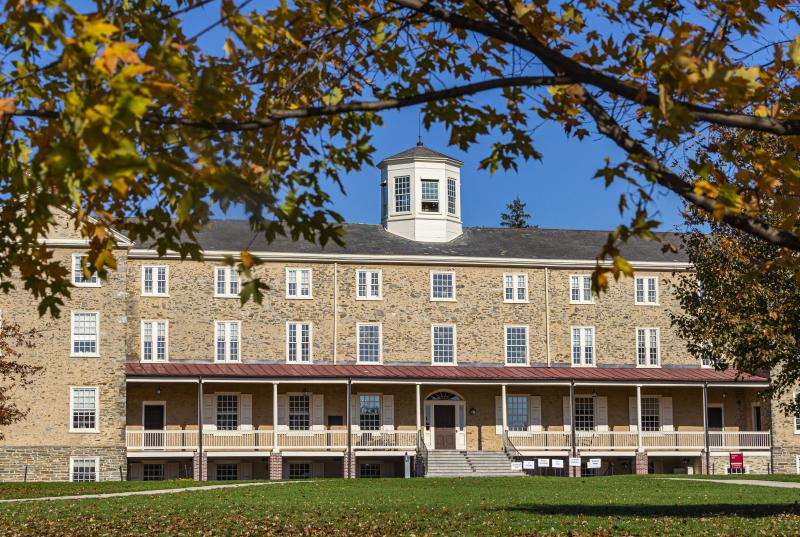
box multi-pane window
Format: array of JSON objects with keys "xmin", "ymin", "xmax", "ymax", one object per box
[
  {"xmin": 641, "ymin": 397, "xmax": 661, "ymax": 432},
  {"xmin": 288, "ymin": 463, "xmax": 311, "ymax": 479},
  {"xmin": 141, "ymin": 320, "xmax": 168, "ymax": 362},
  {"xmin": 71, "ymin": 458, "xmax": 98, "ymax": 482},
  {"xmin": 216, "ymin": 395, "xmax": 239, "ymax": 430},
  {"xmin": 216, "ymin": 463, "xmax": 238, "ymax": 481},
  {"xmin": 357, "ymin": 323, "xmax": 381, "ymax": 363},
  {"xmin": 504, "ymin": 273, "xmax": 528, "ymax": 303},
  {"xmin": 72, "ymin": 255, "xmax": 99, "ymax": 287},
  {"xmin": 507, "ymin": 396, "xmax": 529, "ymax": 432},
  {"xmin": 143, "ymin": 463, "xmax": 164, "ymax": 481},
  {"xmin": 142, "ymin": 266, "xmax": 168, "ymax": 296},
  {"xmin": 394, "ymin": 176, "xmax": 411, "ymax": 212},
  {"xmin": 359, "ymin": 463, "xmax": 381, "ymax": 478},
  {"xmin": 359, "ymin": 395, "xmax": 381, "ymax": 430},
  {"xmin": 570, "ymin": 275, "xmax": 592, "ymax": 304},
  {"xmin": 635, "ymin": 277, "xmax": 658, "ymax": 305},
  {"xmin": 421, "ymin": 179, "xmax": 439, "ymax": 212},
  {"xmin": 287, "ymin": 322, "xmax": 312, "ymax": 363},
  {"xmin": 214, "ymin": 321, "xmax": 240, "ymax": 362},
  {"xmin": 432, "ymin": 324, "xmax": 456, "ymax": 364},
  {"xmin": 70, "ymin": 387, "xmax": 98, "ymax": 432},
  {"xmin": 71, "ymin": 312, "xmax": 99, "ymax": 356},
  {"xmin": 505, "ymin": 326, "xmax": 528, "ymax": 365},
  {"xmin": 700, "ymin": 343, "xmax": 713, "ymax": 368},
  {"xmin": 571, "ymin": 327, "xmax": 594, "ymax": 366},
  {"xmin": 356, "ymin": 270, "xmax": 381, "ymax": 300},
  {"xmin": 795, "ymin": 394, "xmax": 800, "ymax": 434},
  {"xmin": 574, "ymin": 396, "xmax": 595, "ymax": 431},
  {"xmin": 286, "ymin": 268, "xmax": 312, "ymax": 298},
  {"xmin": 431, "ymin": 272, "xmax": 454, "ymax": 300},
  {"xmin": 637, "ymin": 328, "xmax": 660, "ymax": 367},
  {"xmin": 214, "ymin": 267, "xmax": 240, "ymax": 297},
  {"xmin": 447, "ymin": 177, "xmax": 457, "ymax": 215},
  {"xmin": 288, "ymin": 395, "xmax": 310, "ymax": 431}
]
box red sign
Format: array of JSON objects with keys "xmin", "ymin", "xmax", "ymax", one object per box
[{"xmin": 729, "ymin": 452, "xmax": 744, "ymax": 471}]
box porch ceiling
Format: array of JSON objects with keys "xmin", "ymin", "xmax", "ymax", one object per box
[{"xmin": 126, "ymin": 362, "xmax": 767, "ymax": 385}]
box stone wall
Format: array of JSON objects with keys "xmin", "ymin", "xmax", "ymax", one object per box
[{"xmin": 0, "ymin": 447, "xmax": 126, "ymax": 482}]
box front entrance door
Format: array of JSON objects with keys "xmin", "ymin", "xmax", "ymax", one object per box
[
  {"xmin": 143, "ymin": 404, "xmax": 165, "ymax": 448},
  {"xmin": 707, "ymin": 406, "xmax": 723, "ymax": 431},
  {"xmin": 434, "ymin": 405, "xmax": 456, "ymax": 449}
]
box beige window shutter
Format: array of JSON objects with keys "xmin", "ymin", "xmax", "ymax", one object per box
[
  {"xmin": 381, "ymin": 395, "xmax": 395, "ymax": 431},
  {"xmin": 596, "ymin": 396, "xmax": 609, "ymax": 432},
  {"xmin": 240, "ymin": 394, "xmax": 253, "ymax": 431},
  {"xmin": 628, "ymin": 397, "xmax": 638, "ymax": 432},
  {"xmin": 277, "ymin": 394, "xmax": 288, "ymax": 431},
  {"xmin": 311, "ymin": 394, "xmax": 325, "ymax": 430},
  {"xmin": 562, "ymin": 396, "xmax": 572, "ymax": 432},
  {"xmin": 351, "ymin": 394, "xmax": 361, "ymax": 431},
  {"xmin": 529, "ymin": 396, "xmax": 542, "ymax": 432},
  {"xmin": 661, "ymin": 396, "xmax": 674, "ymax": 432},
  {"xmin": 495, "ymin": 396, "xmax": 503, "ymax": 434},
  {"xmin": 203, "ymin": 394, "xmax": 216, "ymax": 431}
]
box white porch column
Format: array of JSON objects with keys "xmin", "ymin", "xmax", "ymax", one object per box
[
  {"xmin": 415, "ymin": 383, "xmax": 421, "ymax": 434},
  {"xmin": 501, "ymin": 384, "xmax": 508, "ymax": 433},
  {"xmin": 636, "ymin": 384, "xmax": 643, "ymax": 451},
  {"xmin": 272, "ymin": 381, "xmax": 279, "ymax": 452}
]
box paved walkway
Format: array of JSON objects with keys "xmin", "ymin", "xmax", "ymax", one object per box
[
  {"xmin": 0, "ymin": 480, "xmax": 311, "ymax": 504},
  {"xmin": 663, "ymin": 478, "xmax": 800, "ymax": 489}
]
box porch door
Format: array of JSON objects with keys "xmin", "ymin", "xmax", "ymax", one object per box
[
  {"xmin": 144, "ymin": 404, "xmax": 165, "ymax": 448},
  {"xmin": 706, "ymin": 406, "xmax": 723, "ymax": 431},
  {"xmin": 434, "ymin": 405, "xmax": 456, "ymax": 450}
]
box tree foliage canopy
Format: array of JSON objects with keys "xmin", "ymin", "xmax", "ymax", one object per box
[
  {"xmin": 0, "ymin": 322, "xmax": 40, "ymax": 437},
  {"xmin": 1, "ymin": 0, "xmax": 799, "ymax": 314}
]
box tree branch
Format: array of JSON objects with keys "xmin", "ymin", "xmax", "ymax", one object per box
[
  {"xmin": 7, "ymin": 75, "xmax": 569, "ymax": 131},
  {"xmin": 576, "ymin": 87, "xmax": 800, "ymax": 252},
  {"xmin": 389, "ymin": 0, "xmax": 800, "ymax": 136}
]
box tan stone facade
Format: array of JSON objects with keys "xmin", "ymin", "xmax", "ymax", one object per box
[{"xmin": 1, "ymin": 208, "xmax": 799, "ymax": 481}]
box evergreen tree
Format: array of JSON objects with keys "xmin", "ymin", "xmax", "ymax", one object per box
[{"xmin": 500, "ymin": 197, "xmax": 534, "ymax": 228}]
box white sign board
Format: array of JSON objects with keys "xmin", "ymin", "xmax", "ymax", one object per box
[
  {"xmin": 569, "ymin": 457, "xmax": 582, "ymax": 467},
  {"xmin": 537, "ymin": 458, "xmax": 550, "ymax": 468},
  {"xmin": 511, "ymin": 461, "xmax": 523, "ymax": 471},
  {"xmin": 523, "ymin": 460, "xmax": 535, "ymax": 470},
  {"xmin": 552, "ymin": 459, "xmax": 565, "ymax": 469},
  {"xmin": 587, "ymin": 458, "xmax": 602, "ymax": 469}
]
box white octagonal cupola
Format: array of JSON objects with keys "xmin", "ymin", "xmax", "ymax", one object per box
[{"xmin": 378, "ymin": 143, "xmax": 463, "ymax": 242}]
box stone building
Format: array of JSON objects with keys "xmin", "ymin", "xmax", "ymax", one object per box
[{"xmin": 0, "ymin": 144, "xmax": 796, "ymax": 481}]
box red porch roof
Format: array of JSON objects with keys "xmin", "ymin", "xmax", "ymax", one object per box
[{"xmin": 126, "ymin": 362, "xmax": 767, "ymax": 385}]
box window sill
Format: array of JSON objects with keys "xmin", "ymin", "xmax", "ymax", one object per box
[
  {"xmin": 430, "ymin": 297, "xmax": 457, "ymax": 302},
  {"xmin": 569, "ymin": 301, "xmax": 595, "ymax": 305},
  {"xmin": 356, "ymin": 297, "xmax": 383, "ymax": 301},
  {"xmin": 71, "ymin": 353, "xmax": 100, "ymax": 358},
  {"xmin": 213, "ymin": 294, "xmax": 240, "ymax": 299},
  {"xmin": 141, "ymin": 293, "xmax": 170, "ymax": 298},
  {"xmin": 356, "ymin": 360, "xmax": 382, "ymax": 365},
  {"xmin": 430, "ymin": 361, "xmax": 457, "ymax": 366},
  {"xmin": 286, "ymin": 360, "xmax": 313, "ymax": 364},
  {"xmin": 503, "ymin": 300, "xmax": 529, "ymax": 304},
  {"xmin": 504, "ymin": 361, "xmax": 529, "ymax": 367},
  {"xmin": 140, "ymin": 360, "xmax": 170, "ymax": 364},
  {"xmin": 636, "ymin": 364, "xmax": 661, "ymax": 369},
  {"xmin": 571, "ymin": 364, "xmax": 596, "ymax": 368},
  {"xmin": 214, "ymin": 360, "xmax": 242, "ymax": 364},
  {"xmin": 634, "ymin": 302, "xmax": 660, "ymax": 307},
  {"xmin": 68, "ymin": 429, "xmax": 99, "ymax": 434},
  {"xmin": 72, "ymin": 282, "xmax": 102, "ymax": 288},
  {"xmin": 285, "ymin": 296, "xmax": 314, "ymax": 300}
]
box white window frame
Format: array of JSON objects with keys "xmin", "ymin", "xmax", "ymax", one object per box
[
  {"xmin": 420, "ymin": 178, "xmax": 440, "ymax": 213},
  {"xmin": 393, "ymin": 176, "xmax": 411, "ymax": 214},
  {"xmin": 636, "ymin": 327, "xmax": 661, "ymax": 367},
  {"xmin": 141, "ymin": 265, "xmax": 169, "ymax": 297},
  {"xmin": 447, "ymin": 177, "xmax": 457, "ymax": 216},
  {"xmin": 70, "ymin": 311, "xmax": 100, "ymax": 357},
  {"xmin": 431, "ymin": 323, "xmax": 457, "ymax": 365},
  {"xmin": 634, "ymin": 276, "xmax": 659, "ymax": 305},
  {"xmin": 213, "ymin": 267, "xmax": 240, "ymax": 298},
  {"xmin": 214, "ymin": 321, "xmax": 241, "ymax": 363},
  {"xmin": 69, "ymin": 386, "xmax": 99, "ymax": 433},
  {"xmin": 569, "ymin": 275, "xmax": 593, "ymax": 304},
  {"xmin": 571, "ymin": 326, "xmax": 595, "ymax": 367},
  {"xmin": 430, "ymin": 271, "xmax": 456, "ymax": 302},
  {"xmin": 140, "ymin": 320, "xmax": 169, "ymax": 362},
  {"xmin": 355, "ymin": 269, "xmax": 382, "ymax": 300},
  {"xmin": 71, "ymin": 254, "xmax": 101, "ymax": 288},
  {"xmin": 794, "ymin": 392, "xmax": 800, "ymax": 435},
  {"xmin": 503, "ymin": 273, "xmax": 528, "ymax": 303},
  {"xmin": 285, "ymin": 268, "xmax": 313, "ymax": 299},
  {"xmin": 504, "ymin": 325, "xmax": 529, "ymax": 366},
  {"xmin": 69, "ymin": 456, "xmax": 100, "ymax": 482},
  {"xmin": 286, "ymin": 322, "xmax": 313, "ymax": 363},
  {"xmin": 356, "ymin": 322, "xmax": 382, "ymax": 364}
]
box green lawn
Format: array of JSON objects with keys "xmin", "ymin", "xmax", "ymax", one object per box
[
  {"xmin": 1, "ymin": 476, "xmax": 800, "ymax": 536},
  {"xmin": 0, "ymin": 479, "xmax": 237, "ymax": 500}
]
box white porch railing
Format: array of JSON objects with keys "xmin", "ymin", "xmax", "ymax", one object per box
[
  {"xmin": 710, "ymin": 431, "xmax": 771, "ymax": 449},
  {"xmin": 575, "ymin": 431, "xmax": 639, "ymax": 449},
  {"xmin": 276, "ymin": 430, "xmax": 348, "ymax": 449},
  {"xmin": 641, "ymin": 431, "xmax": 705, "ymax": 449},
  {"xmin": 203, "ymin": 430, "xmax": 273, "ymax": 451},
  {"xmin": 126, "ymin": 430, "xmax": 198, "ymax": 451},
  {"xmin": 508, "ymin": 431, "xmax": 570, "ymax": 449},
  {"xmin": 351, "ymin": 430, "xmax": 418, "ymax": 450}
]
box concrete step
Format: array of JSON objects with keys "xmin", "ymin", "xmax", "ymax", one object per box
[{"xmin": 425, "ymin": 450, "xmax": 524, "ymax": 478}]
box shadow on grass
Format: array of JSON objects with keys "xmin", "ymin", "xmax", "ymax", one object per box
[{"xmin": 495, "ymin": 504, "xmax": 800, "ymax": 518}]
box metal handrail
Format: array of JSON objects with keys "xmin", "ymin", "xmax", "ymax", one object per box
[
  {"xmin": 502, "ymin": 430, "xmax": 522, "ymax": 460},
  {"xmin": 415, "ymin": 430, "xmax": 428, "ymax": 477}
]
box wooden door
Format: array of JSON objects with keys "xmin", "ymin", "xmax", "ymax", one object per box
[
  {"xmin": 144, "ymin": 404, "xmax": 165, "ymax": 448},
  {"xmin": 434, "ymin": 405, "xmax": 456, "ymax": 449}
]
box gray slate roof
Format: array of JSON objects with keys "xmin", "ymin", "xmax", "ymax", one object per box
[
  {"xmin": 177, "ymin": 222, "xmax": 687, "ymax": 263},
  {"xmin": 378, "ymin": 144, "xmax": 463, "ymax": 166}
]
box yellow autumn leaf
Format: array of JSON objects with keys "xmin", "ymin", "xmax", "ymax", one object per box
[
  {"xmin": 694, "ymin": 180, "xmax": 719, "ymax": 198},
  {"xmin": 84, "ymin": 19, "xmax": 119, "ymax": 39}
]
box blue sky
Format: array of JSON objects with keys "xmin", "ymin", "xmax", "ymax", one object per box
[{"xmin": 184, "ymin": 2, "xmax": 685, "ymax": 232}]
